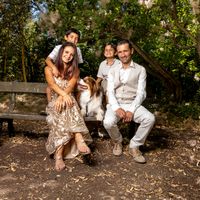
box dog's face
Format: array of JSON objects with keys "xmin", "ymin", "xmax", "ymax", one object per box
[
  {"xmin": 79, "ymin": 76, "xmax": 100, "ymax": 97},
  {"xmin": 77, "ymin": 76, "xmax": 104, "ymax": 121}
]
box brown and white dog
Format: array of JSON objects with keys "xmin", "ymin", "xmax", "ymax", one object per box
[{"xmin": 77, "ymin": 76, "xmax": 104, "ymax": 121}]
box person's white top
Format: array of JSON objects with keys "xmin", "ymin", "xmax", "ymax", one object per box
[
  {"xmin": 48, "ymin": 44, "xmax": 83, "ymax": 64},
  {"xmin": 97, "ymin": 58, "xmax": 121, "ymax": 80}
]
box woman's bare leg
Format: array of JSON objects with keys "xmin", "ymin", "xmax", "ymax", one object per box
[
  {"xmin": 54, "ymin": 146, "xmax": 65, "ymax": 171},
  {"xmin": 75, "ymin": 133, "xmax": 91, "ymax": 154}
]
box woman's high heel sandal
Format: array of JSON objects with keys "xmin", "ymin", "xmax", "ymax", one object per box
[{"xmin": 77, "ymin": 140, "xmax": 91, "ymax": 155}]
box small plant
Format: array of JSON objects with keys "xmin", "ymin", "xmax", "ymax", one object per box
[{"xmin": 166, "ymin": 102, "xmax": 200, "ymax": 120}]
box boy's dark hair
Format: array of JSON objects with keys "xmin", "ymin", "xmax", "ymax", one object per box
[
  {"xmin": 104, "ymin": 42, "xmax": 117, "ymax": 51},
  {"xmin": 65, "ymin": 28, "xmax": 81, "ymax": 41},
  {"xmin": 117, "ymin": 39, "xmax": 133, "ymax": 50}
]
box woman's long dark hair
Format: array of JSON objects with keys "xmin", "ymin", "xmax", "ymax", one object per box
[{"xmin": 55, "ymin": 42, "xmax": 79, "ymax": 79}]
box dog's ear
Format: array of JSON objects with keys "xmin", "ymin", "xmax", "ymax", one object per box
[
  {"xmin": 96, "ymin": 80, "xmax": 101, "ymax": 87},
  {"xmin": 86, "ymin": 77, "xmax": 94, "ymax": 97},
  {"xmin": 94, "ymin": 81, "xmax": 102, "ymax": 97},
  {"xmin": 90, "ymin": 81, "xmax": 95, "ymax": 97}
]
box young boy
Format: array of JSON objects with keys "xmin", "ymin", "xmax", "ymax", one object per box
[
  {"xmin": 45, "ymin": 28, "xmax": 83, "ymax": 101},
  {"xmin": 96, "ymin": 43, "xmax": 121, "ymax": 102}
]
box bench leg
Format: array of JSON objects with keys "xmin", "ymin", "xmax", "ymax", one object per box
[
  {"xmin": 128, "ymin": 121, "xmax": 139, "ymax": 139},
  {"xmin": 0, "ymin": 120, "xmax": 2, "ymax": 135},
  {"xmin": 0, "ymin": 119, "xmax": 15, "ymax": 137},
  {"xmin": 8, "ymin": 119, "xmax": 15, "ymax": 137},
  {"xmin": 97, "ymin": 121, "xmax": 109, "ymax": 138}
]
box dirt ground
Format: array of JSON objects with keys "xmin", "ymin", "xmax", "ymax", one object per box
[{"xmin": 0, "ymin": 118, "xmax": 200, "ymax": 200}]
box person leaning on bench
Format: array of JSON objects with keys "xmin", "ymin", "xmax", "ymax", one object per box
[
  {"xmin": 103, "ymin": 39, "xmax": 155, "ymax": 164},
  {"xmin": 45, "ymin": 28, "xmax": 83, "ymax": 102},
  {"xmin": 44, "ymin": 42, "xmax": 92, "ymax": 172}
]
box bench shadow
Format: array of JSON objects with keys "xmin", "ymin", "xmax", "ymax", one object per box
[
  {"xmin": 0, "ymin": 140, "xmax": 3, "ymax": 147},
  {"xmin": 120, "ymin": 121, "xmax": 174, "ymax": 153},
  {"xmin": 141, "ymin": 128, "xmax": 173, "ymax": 153},
  {"xmin": 22, "ymin": 131, "xmax": 49, "ymax": 139},
  {"xmin": 86, "ymin": 121, "xmax": 174, "ymax": 154}
]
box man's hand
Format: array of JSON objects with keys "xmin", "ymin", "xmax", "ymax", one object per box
[
  {"xmin": 123, "ymin": 111, "xmax": 133, "ymax": 123},
  {"xmin": 115, "ymin": 108, "xmax": 126, "ymax": 119}
]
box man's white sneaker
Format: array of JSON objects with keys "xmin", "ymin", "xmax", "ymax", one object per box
[
  {"xmin": 113, "ymin": 143, "xmax": 123, "ymax": 156},
  {"xmin": 129, "ymin": 148, "xmax": 146, "ymax": 163}
]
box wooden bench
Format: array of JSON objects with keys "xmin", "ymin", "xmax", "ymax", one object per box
[{"xmin": 0, "ymin": 81, "xmax": 101, "ymax": 137}]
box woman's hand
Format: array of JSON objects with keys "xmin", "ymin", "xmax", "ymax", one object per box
[
  {"xmin": 54, "ymin": 96, "xmax": 64, "ymax": 112},
  {"xmin": 63, "ymin": 94, "xmax": 74, "ymax": 108}
]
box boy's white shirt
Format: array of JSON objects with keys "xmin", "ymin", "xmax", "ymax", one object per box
[{"xmin": 97, "ymin": 58, "xmax": 121, "ymax": 80}]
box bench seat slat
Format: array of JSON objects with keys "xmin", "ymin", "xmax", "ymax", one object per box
[
  {"xmin": 0, "ymin": 113, "xmax": 46, "ymax": 121},
  {"xmin": 0, "ymin": 81, "xmax": 101, "ymax": 129},
  {"xmin": 0, "ymin": 112, "xmax": 98, "ymax": 122},
  {"xmin": 0, "ymin": 82, "xmax": 47, "ymax": 93}
]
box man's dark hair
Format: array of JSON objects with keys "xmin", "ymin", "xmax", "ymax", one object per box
[
  {"xmin": 65, "ymin": 28, "xmax": 81, "ymax": 40},
  {"xmin": 117, "ymin": 39, "xmax": 133, "ymax": 50}
]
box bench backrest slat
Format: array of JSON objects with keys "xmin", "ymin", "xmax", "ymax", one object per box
[{"xmin": 0, "ymin": 82, "xmax": 47, "ymax": 94}]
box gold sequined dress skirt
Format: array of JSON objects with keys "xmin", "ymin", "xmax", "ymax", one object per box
[{"xmin": 45, "ymin": 77, "xmax": 92, "ymax": 159}]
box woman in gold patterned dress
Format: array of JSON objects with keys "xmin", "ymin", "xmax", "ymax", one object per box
[{"xmin": 44, "ymin": 42, "xmax": 92, "ymax": 171}]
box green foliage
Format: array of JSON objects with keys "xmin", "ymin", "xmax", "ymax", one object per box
[
  {"xmin": 78, "ymin": 43, "xmax": 101, "ymax": 78},
  {"xmin": 166, "ymin": 102, "xmax": 200, "ymax": 120},
  {"xmin": 0, "ymin": 0, "xmax": 200, "ymax": 107},
  {"xmin": 193, "ymin": 88, "xmax": 200, "ymax": 104}
]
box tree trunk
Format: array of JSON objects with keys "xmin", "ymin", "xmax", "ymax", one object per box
[
  {"xmin": 3, "ymin": 47, "xmax": 7, "ymax": 81},
  {"xmin": 21, "ymin": 46, "xmax": 27, "ymax": 82},
  {"xmin": 132, "ymin": 43, "xmax": 182, "ymax": 102}
]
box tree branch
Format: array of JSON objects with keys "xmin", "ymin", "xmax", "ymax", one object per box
[{"xmin": 171, "ymin": 0, "xmax": 197, "ymax": 43}]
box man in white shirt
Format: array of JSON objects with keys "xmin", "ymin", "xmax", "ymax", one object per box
[{"xmin": 103, "ymin": 39, "xmax": 155, "ymax": 163}]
